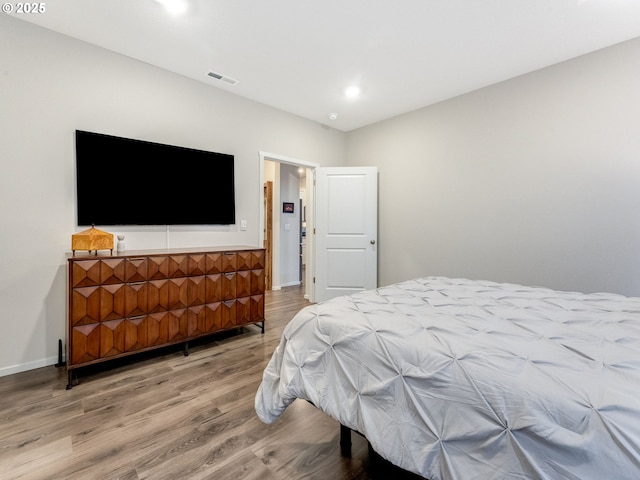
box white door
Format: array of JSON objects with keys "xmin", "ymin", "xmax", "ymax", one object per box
[{"xmin": 314, "ymin": 166, "xmax": 378, "ymax": 302}]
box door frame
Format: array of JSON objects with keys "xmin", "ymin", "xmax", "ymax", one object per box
[
  {"xmin": 263, "ymin": 180, "xmax": 273, "ymax": 291},
  {"xmin": 259, "ymin": 151, "xmax": 319, "ymax": 301}
]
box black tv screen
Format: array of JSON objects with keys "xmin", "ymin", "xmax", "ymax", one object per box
[{"xmin": 75, "ymin": 130, "xmax": 235, "ymax": 226}]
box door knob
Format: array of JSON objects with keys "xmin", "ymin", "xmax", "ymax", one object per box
[{"xmin": 370, "ymin": 240, "xmax": 376, "ymax": 245}]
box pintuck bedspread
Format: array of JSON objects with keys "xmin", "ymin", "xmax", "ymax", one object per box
[{"xmin": 255, "ymin": 277, "xmax": 640, "ymax": 479}]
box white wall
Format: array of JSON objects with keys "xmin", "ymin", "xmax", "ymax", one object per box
[
  {"xmin": 347, "ymin": 37, "xmax": 640, "ymax": 296},
  {"xmin": 278, "ymin": 164, "xmax": 302, "ymax": 287},
  {"xmin": 0, "ymin": 15, "xmax": 345, "ymax": 376}
]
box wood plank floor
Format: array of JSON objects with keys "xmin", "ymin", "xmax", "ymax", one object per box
[{"xmin": 0, "ymin": 286, "xmax": 424, "ymax": 480}]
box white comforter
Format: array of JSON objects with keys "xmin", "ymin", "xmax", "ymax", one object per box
[{"xmin": 255, "ymin": 277, "xmax": 640, "ymax": 479}]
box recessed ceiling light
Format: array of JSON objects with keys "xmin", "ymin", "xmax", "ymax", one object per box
[
  {"xmin": 154, "ymin": 0, "xmax": 188, "ymax": 16},
  {"xmin": 328, "ymin": 113, "xmax": 338, "ymax": 120},
  {"xmin": 345, "ymin": 86, "xmax": 361, "ymax": 98}
]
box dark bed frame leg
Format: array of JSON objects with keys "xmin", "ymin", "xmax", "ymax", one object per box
[{"xmin": 340, "ymin": 424, "xmax": 352, "ymax": 456}]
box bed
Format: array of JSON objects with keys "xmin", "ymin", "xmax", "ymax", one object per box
[{"xmin": 255, "ymin": 276, "xmax": 640, "ymax": 479}]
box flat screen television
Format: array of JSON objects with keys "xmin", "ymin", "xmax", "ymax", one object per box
[{"xmin": 75, "ymin": 130, "xmax": 235, "ymax": 226}]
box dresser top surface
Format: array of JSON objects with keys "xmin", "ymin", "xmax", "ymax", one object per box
[{"xmin": 67, "ymin": 245, "xmax": 264, "ymax": 262}]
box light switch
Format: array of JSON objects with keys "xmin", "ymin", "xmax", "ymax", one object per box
[
  {"xmin": 240, "ymin": 219, "xmax": 247, "ymax": 231},
  {"xmin": 284, "ymin": 223, "xmax": 291, "ymax": 231}
]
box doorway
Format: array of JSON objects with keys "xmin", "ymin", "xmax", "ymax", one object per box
[{"xmin": 259, "ymin": 151, "xmax": 318, "ymax": 302}]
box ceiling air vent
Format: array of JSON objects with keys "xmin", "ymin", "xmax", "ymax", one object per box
[{"xmin": 207, "ymin": 71, "xmax": 239, "ymax": 86}]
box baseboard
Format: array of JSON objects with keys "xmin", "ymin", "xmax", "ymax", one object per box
[
  {"xmin": 0, "ymin": 355, "xmax": 60, "ymax": 378},
  {"xmin": 271, "ymin": 285, "xmax": 282, "ymax": 291},
  {"xmin": 280, "ymin": 281, "xmax": 301, "ymax": 288}
]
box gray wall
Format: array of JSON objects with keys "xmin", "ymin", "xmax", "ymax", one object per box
[
  {"xmin": 0, "ymin": 15, "xmax": 345, "ymax": 375},
  {"xmin": 347, "ymin": 37, "xmax": 640, "ymax": 296}
]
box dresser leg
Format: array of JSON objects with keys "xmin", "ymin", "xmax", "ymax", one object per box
[
  {"xmin": 55, "ymin": 339, "xmax": 66, "ymax": 367},
  {"xmin": 183, "ymin": 341, "xmax": 189, "ymax": 356},
  {"xmin": 66, "ymin": 370, "xmax": 75, "ymax": 390}
]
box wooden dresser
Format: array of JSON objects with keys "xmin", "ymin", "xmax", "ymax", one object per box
[{"xmin": 66, "ymin": 246, "xmax": 266, "ymax": 388}]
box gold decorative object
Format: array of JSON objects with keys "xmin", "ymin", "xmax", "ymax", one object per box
[{"xmin": 72, "ymin": 225, "xmax": 114, "ymax": 255}]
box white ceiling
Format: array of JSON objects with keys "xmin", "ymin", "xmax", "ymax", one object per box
[{"xmin": 11, "ymin": 0, "xmax": 640, "ymax": 131}]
